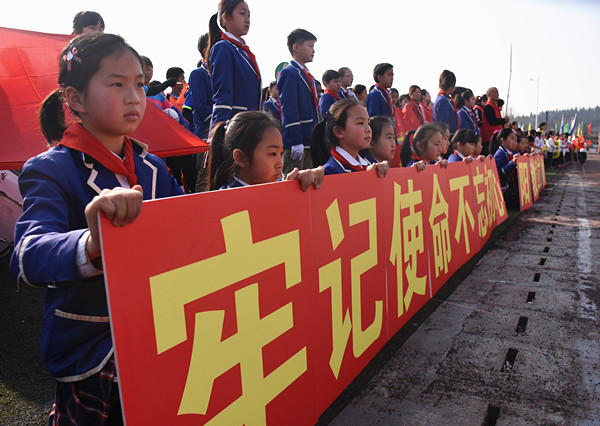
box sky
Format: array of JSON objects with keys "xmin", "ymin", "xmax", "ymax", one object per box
[{"xmin": 2, "ymin": 0, "xmax": 599, "ymax": 118}]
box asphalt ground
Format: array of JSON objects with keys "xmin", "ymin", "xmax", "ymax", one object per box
[{"xmin": 0, "ymin": 155, "xmax": 593, "ymax": 425}]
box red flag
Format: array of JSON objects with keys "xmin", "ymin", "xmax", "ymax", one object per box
[
  {"xmin": 588, "ymin": 123, "xmax": 592, "ymax": 135},
  {"xmin": 0, "ymin": 26, "xmax": 207, "ymax": 169}
]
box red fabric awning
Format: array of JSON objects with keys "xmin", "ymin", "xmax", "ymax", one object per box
[{"xmin": 0, "ymin": 26, "xmax": 208, "ymax": 170}]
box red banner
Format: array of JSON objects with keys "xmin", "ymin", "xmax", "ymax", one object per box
[
  {"xmin": 0, "ymin": 26, "xmax": 207, "ymax": 169},
  {"xmin": 100, "ymin": 158, "xmax": 507, "ymax": 425},
  {"xmin": 516, "ymin": 155, "xmax": 533, "ymax": 211}
]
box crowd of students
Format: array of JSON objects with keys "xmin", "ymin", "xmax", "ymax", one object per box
[{"xmin": 9, "ymin": 5, "xmax": 586, "ymax": 425}]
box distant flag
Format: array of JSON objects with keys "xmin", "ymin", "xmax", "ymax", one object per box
[
  {"xmin": 555, "ymin": 123, "xmax": 559, "ymax": 134},
  {"xmin": 528, "ymin": 122, "xmax": 532, "ymax": 132},
  {"xmin": 569, "ymin": 113, "xmax": 577, "ymax": 136},
  {"xmin": 564, "ymin": 122, "xmax": 570, "ymax": 134},
  {"xmin": 560, "ymin": 114, "xmax": 564, "ymax": 133},
  {"xmin": 589, "ymin": 123, "xmax": 593, "ymax": 135}
]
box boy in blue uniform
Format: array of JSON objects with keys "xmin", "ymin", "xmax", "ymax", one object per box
[
  {"xmin": 366, "ymin": 63, "xmax": 395, "ymax": 121},
  {"xmin": 262, "ymin": 81, "xmax": 282, "ymax": 124},
  {"xmin": 278, "ymin": 28, "xmax": 319, "ymax": 175},
  {"xmin": 318, "ymin": 69, "xmax": 342, "ymax": 119}
]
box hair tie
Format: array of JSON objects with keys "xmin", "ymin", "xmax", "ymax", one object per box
[
  {"xmin": 62, "ymin": 46, "xmax": 82, "ymax": 71},
  {"xmin": 223, "ymin": 119, "xmax": 231, "ymax": 131}
]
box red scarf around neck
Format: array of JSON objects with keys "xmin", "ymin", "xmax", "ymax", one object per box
[
  {"xmin": 410, "ymin": 152, "xmax": 423, "ymax": 162},
  {"xmin": 377, "ymin": 83, "xmax": 394, "ymax": 119},
  {"xmin": 330, "ymin": 147, "xmax": 367, "ymax": 171},
  {"xmin": 301, "ymin": 67, "xmax": 319, "ymax": 114},
  {"xmin": 324, "ymin": 88, "xmax": 341, "ymax": 101},
  {"xmin": 438, "ymin": 90, "xmax": 460, "ymax": 129},
  {"xmin": 220, "ymin": 33, "xmax": 261, "ymax": 82},
  {"xmin": 453, "ymin": 150, "xmax": 464, "ymax": 159},
  {"xmin": 60, "ymin": 124, "xmax": 138, "ymax": 187}
]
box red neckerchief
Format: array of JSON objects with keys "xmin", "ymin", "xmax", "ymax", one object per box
[
  {"xmin": 271, "ymin": 97, "xmax": 282, "ymax": 120},
  {"xmin": 410, "ymin": 152, "xmax": 423, "ymax": 162},
  {"xmin": 453, "ymin": 150, "xmax": 465, "ymax": 159},
  {"xmin": 468, "ymin": 108, "xmax": 478, "ymax": 131},
  {"xmin": 330, "ymin": 147, "xmax": 367, "ymax": 171},
  {"xmin": 376, "ymin": 83, "xmax": 394, "ymax": 119},
  {"xmin": 438, "ymin": 90, "xmax": 460, "ymax": 128},
  {"xmin": 500, "ymin": 145, "xmax": 513, "ymax": 161},
  {"xmin": 60, "ymin": 124, "xmax": 137, "ymax": 187},
  {"xmin": 461, "ymin": 106, "xmax": 478, "ymax": 132},
  {"xmin": 324, "ymin": 88, "xmax": 341, "ymax": 101},
  {"xmin": 220, "ymin": 33, "xmax": 261, "ymax": 82},
  {"xmin": 410, "ymin": 99, "xmax": 423, "ymax": 124},
  {"xmin": 301, "ymin": 67, "xmax": 319, "ymax": 115}
]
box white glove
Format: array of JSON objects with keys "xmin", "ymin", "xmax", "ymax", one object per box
[{"xmin": 291, "ymin": 144, "xmax": 304, "ymax": 161}]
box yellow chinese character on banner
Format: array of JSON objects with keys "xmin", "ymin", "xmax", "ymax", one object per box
[
  {"xmin": 389, "ymin": 180, "xmax": 427, "ymax": 318},
  {"xmin": 472, "ymin": 166, "xmax": 489, "ymax": 238},
  {"xmin": 449, "ymin": 175, "xmax": 475, "ymax": 255},
  {"xmin": 149, "ymin": 211, "xmax": 307, "ymax": 423},
  {"xmin": 484, "ymin": 165, "xmax": 497, "ymax": 226},
  {"xmin": 530, "ymin": 159, "xmax": 539, "ymax": 198},
  {"xmin": 319, "ymin": 198, "xmax": 383, "ymax": 379},
  {"xmin": 518, "ymin": 162, "xmax": 531, "ymax": 205},
  {"xmin": 429, "ymin": 174, "xmax": 451, "ymax": 277}
]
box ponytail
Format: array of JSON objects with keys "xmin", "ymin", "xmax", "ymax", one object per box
[
  {"xmin": 490, "ymin": 128, "xmax": 512, "ymax": 156},
  {"xmin": 206, "ymin": 111, "xmax": 280, "ymax": 191},
  {"xmin": 206, "ymin": 123, "xmax": 230, "ymax": 191},
  {"xmin": 39, "ymin": 89, "xmax": 67, "ymax": 145},
  {"xmin": 400, "ymin": 130, "xmax": 416, "ymax": 167},
  {"xmin": 310, "ymin": 121, "xmax": 330, "ymax": 167},
  {"xmin": 206, "ymin": 13, "xmax": 222, "ymax": 68}
]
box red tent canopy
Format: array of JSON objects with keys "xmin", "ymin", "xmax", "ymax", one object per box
[{"xmin": 0, "ymin": 26, "xmax": 207, "ymax": 169}]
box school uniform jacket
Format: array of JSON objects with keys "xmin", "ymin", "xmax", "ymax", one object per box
[
  {"xmin": 493, "ymin": 145, "xmax": 516, "ymax": 187},
  {"xmin": 458, "ymin": 106, "xmax": 479, "ymax": 134},
  {"xmin": 262, "ymin": 97, "xmax": 282, "ymax": 124},
  {"xmin": 210, "ymin": 38, "xmax": 261, "ymax": 129},
  {"xmin": 277, "ymin": 60, "xmax": 318, "ymax": 149},
  {"xmin": 318, "ymin": 92, "xmax": 338, "ymax": 120},
  {"xmin": 10, "ymin": 142, "xmax": 182, "ymax": 382},
  {"xmin": 433, "ymin": 93, "xmax": 459, "ymax": 134},
  {"xmin": 447, "ymin": 151, "xmax": 465, "ymax": 163},
  {"xmin": 184, "ymin": 62, "xmax": 213, "ymax": 139},
  {"xmin": 366, "ymin": 86, "xmax": 393, "ymax": 119}
]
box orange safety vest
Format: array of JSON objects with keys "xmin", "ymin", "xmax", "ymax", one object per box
[
  {"xmin": 480, "ymin": 100, "xmax": 503, "ymax": 143},
  {"xmin": 167, "ymin": 82, "xmax": 188, "ymax": 112}
]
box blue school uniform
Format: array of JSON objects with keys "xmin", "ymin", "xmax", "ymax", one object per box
[
  {"xmin": 220, "ymin": 176, "xmax": 249, "ymax": 190},
  {"xmin": 184, "ymin": 62, "xmax": 213, "ymax": 139},
  {"xmin": 458, "ymin": 106, "xmax": 479, "ymax": 134},
  {"xmin": 277, "ymin": 60, "xmax": 319, "ymax": 149},
  {"xmin": 433, "ymin": 92, "xmax": 459, "ymax": 134},
  {"xmin": 323, "ymin": 146, "xmax": 370, "ymax": 175},
  {"xmin": 363, "ymin": 153, "xmax": 378, "ymax": 165},
  {"xmin": 406, "ymin": 157, "xmax": 437, "ymax": 167},
  {"xmin": 493, "ymin": 145, "xmax": 516, "ymax": 187},
  {"xmin": 447, "ymin": 150, "xmax": 465, "ymax": 163},
  {"xmin": 209, "ymin": 35, "xmax": 261, "ymax": 129},
  {"xmin": 10, "ymin": 140, "xmax": 183, "ymax": 382},
  {"xmin": 318, "ymin": 92, "xmax": 338, "ymax": 120},
  {"xmin": 366, "ymin": 85, "xmax": 393, "ymax": 118},
  {"xmin": 262, "ymin": 97, "xmax": 282, "ymax": 124}
]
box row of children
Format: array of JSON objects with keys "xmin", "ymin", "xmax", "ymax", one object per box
[{"xmin": 9, "ymin": 6, "xmax": 543, "ymax": 422}]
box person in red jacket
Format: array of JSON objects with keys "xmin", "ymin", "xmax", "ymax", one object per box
[{"xmin": 480, "ymin": 87, "xmax": 509, "ymax": 155}]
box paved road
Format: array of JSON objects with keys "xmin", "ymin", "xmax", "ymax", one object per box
[{"xmin": 330, "ymin": 154, "xmax": 600, "ymax": 425}]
